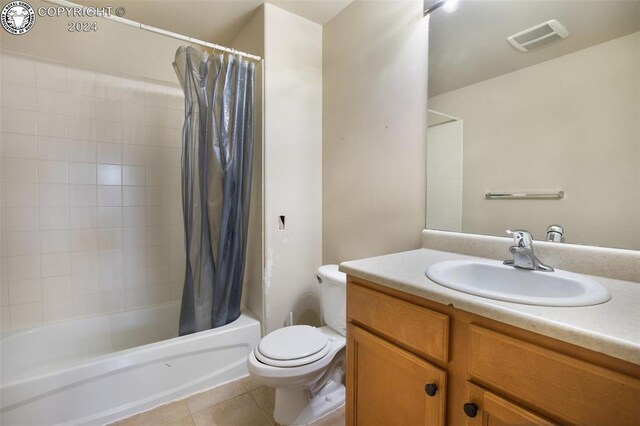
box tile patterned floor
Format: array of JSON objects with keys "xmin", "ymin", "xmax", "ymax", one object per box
[{"xmin": 114, "ymin": 376, "xmax": 345, "ymax": 426}]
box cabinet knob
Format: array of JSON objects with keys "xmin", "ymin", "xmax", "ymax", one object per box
[
  {"xmin": 424, "ymin": 383, "xmax": 438, "ymax": 396},
  {"xmin": 463, "ymin": 403, "xmax": 478, "ymax": 418}
]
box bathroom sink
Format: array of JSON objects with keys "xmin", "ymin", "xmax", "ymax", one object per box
[{"xmin": 425, "ymin": 260, "xmax": 611, "ymax": 307}]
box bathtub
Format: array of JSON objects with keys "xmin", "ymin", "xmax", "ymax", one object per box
[{"xmin": 0, "ymin": 302, "xmax": 261, "ymax": 425}]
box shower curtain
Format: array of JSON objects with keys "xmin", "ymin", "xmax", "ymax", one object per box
[{"xmin": 173, "ymin": 46, "xmax": 255, "ymax": 335}]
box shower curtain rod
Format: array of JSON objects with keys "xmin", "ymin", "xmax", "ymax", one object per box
[{"xmin": 42, "ymin": 0, "xmax": 263, "ymax": 61}]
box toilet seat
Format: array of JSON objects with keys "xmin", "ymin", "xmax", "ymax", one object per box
[{"xmin": 255, "ymin": 325, "xmax": 331, "ymax": 367}]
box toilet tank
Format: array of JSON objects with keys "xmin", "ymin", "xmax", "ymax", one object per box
[{"xmin": 317, "ymin": 265, "xmax": 346, "ymax": 336}]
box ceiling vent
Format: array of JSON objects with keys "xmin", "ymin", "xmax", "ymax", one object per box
[{"xmin": 507, "ymin": 20, "xmax": 569, "ymax": 53}]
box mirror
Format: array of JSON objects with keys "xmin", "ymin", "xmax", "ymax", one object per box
[{"xmin": 426, "ymin": 0, "xmax": 640, "ymax": 251}]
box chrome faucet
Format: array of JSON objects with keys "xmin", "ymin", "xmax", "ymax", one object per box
[{"xmin": 504, "ymin": 230, "xmax": 554, "ymax": 272}]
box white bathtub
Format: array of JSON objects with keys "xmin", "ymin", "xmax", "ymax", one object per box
[{"xmin": 0, "ymin": 302, "xmax": 261, "ymax": 425}]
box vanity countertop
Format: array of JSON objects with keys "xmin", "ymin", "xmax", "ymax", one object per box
[{"xmin": 340, "ymin": 248, "xmax": 640, "ymax": 365}]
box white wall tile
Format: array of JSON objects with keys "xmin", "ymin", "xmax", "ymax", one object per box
[
  {"xmin": 123, "ymin": 227, "xmax": 146, "ymax": 248},
  {"xmin": 144, "ymin": 82, "xmax": 167, "ymax": 107},
  {"xmin": 71, "ymin": 252, "xmax": 98, "ymax": 275},
  {"xmin": 147, "ymin": 264, "xmax": 169, "ymax": 286},
  {"xmin": 2, "ymin": 83, "xmax": 37, "ymax": 111},
  {"xmin": 3, "ymin": 133, "xmax": 37, "ymax": 158},
  {"xmin": 95, "ymin": 74, "xmax": 122, "ymax": 101},
  {"xmin": 66, "ymin": 67, "xmax": 94, "ymax": 96},
  {"xmin": 41, "ymin": 252, "xmax": 71, "ymax": 277},
  {"xmin": 98, "ymin": 228, "xmax": 123, "ymax": 250},
  {"xmin": 148, "ymin": 284, "xmax": 170, "ymax": 304},
  {"xmin": 2, "ymin": 53, "xmax": 36, "ymax": 86},
  {"xmin": 37, "ymin": 89, "xmax": 67, "ymax": 114},
  {"xmin": 97, "ymin": 185, "xmax": 122, "ymax": 206},
  {"xmin": 70, "ymin": 229, "xmax": 98, "ymax": 252},
  {"xmin": 2, "ymin": 55, "xmax": 185, "ymax": 329},
  {"xmin": 101, "ymin": 290, "xmax": 124, "ymax": 313},
  {"xmin": 37, "ymin": 136, "xmax": 67, "ymax": 160},
  {"xmin": 67, "ymin": 94, "xmax": 95, "ymax": 118},
  {"xmin": 68, "ymin": 140, "xmax": 96, "ymax": 162},
  {"xmin": 97, "ymin": 164, "xmax": 121, "ymax": 185},
  {"xmin": 122, "ymin": 145, "xmax": 145, "ymax": 165},
  {"xmin": 99, "ymin": 269, "xmax": 123, "ymax": 291},
  {"xmin": 95, "ymin": 98, "xmax": 122, "ymax": 122},
  {"xmin": 123, "ymin": 186, "xmax": 145, "ymax": 206},
  {"xmin": 40, "ymin": 230, "xmax": 70, "ymax": 253},
  {"xmin": 6, "ymin": 208, "xmax": 40, "ymax": 231},
  {"xmin": 5, "ymin": 182, "xmax": 38, "ymax": 207},
  {"xmin": 39, "ymin": 207, "xmax": 69, "ymax": 230},
  {"xmin": 1, "ymin": 283, "xmax": 10, "ymax": 307},
  {"xmin": 36, "ymin": 61, "xmax": 67, "ymax": 91},
  {"xmin": 10, "ymin": 302, "xmax": 43, "ymax": 329},
  {"xmin": 124, "ymin": 287, "xmax": 147, "ymax": 309},
  {"xmin": 123, "ymin": 165, "xmax": 145, "ymax": 185},
  {"xmin": 147, "ymin": 245, "xmax": 168, "ymax": 267},
  {"xmin": 69, "ymin": 184, "xmax": 96, "ymax": 207},
  {"xmin": 69, "ymin": 162, "xmax": 96, "ymax": 184},
  {"xmin": 123, "ymin": 103, "xmax": 145, "ymax": 123},
  {"xmin": 39, "ymin": 160, "xmax": 68, "ymax": 184},
  {"xmin": 69, "ymin": 207, "xmax": 97, "ymax": 229},
  {"xmin": 6, "ymin": 231, "xmax": 40, "ymax": 256},
  {"xmin": 97, "ymin": 142, "xmax": 121, "ymax": 164},
  {"xmin": 97, "ymin": 207, "xmax": 122, "ymax": 228},
  {"xmin": 67, "ymin": 116, "xmax": 95, "ymax": 140},
  {"xmin": 43, "ymin": 298, "xmax": 73, "ymax": 323},
  {"xmin": 124, "ymin": 267, "xmax": 147, "ymax": 288},
  {"xmin": 144, "ymin": 106, "xmax": 166, "ymax": 127},
  {"xmin": 95, "ymin": 120, "xmax": 122, "ymax": 143},
  {"xmin": 42, "ymin": 276, "xmax": 72, "ymax": 300},
  {"xmin": 166, "ymin": 128, "xmax": 182, "ymax": 148},
  {"xmin": 98, "ymin": 249, "xmax": 123, "ymax": 272},
  {"xmin": 3, "ymin": 109, "xmax": 37, "ymax": 135},
  {"xmin": 122, "ymin": 123, "xmax": 145, "ymax": 145},
  {"xmin": 146, "ymin": 147, "xmax": 167, "ymax": 166},
  {"xmin": 37, "ymin": 113, "xmax": 66, "ymax": 137},
  {"xmin": 8, "ymin": 255, "xmax": 41, "ymax": 280},
  {"xmin": 123, "ymin": 206, "xmax": 145, "ymax": 227},
  {"xmin": 72, "ymin": 293, "xmax": 100, "ymax": 317},
  {"xmin": 167, "ymin": 109, "xmax": 184, "ymax": 130},
  {"xmin": 39, "ymin": 183, "xmax": 69, "ymax": 207},
  {"xmin": 5, "ymin": 158, "xmax": 38, "ymax": 183}
]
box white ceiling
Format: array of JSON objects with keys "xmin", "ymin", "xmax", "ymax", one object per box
[
  {"xmin": 428, "ymin": 0, "xmax": 640, "ymax": 96},
  {"xmin": 81, "ymin": 0, "xmax": 352, "ymax": 47}
]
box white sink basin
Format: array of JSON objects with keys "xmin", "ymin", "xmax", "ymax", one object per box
[{"xmin": 426, "ymin": 260, "xmax": 611, "ymax": 307}]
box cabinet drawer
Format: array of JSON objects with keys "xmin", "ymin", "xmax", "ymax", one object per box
[
  {"xmin": 466, "ymin": 382, "xmax": 554, "ymax": 426},
  {"xmin": 468, "ymin": 325, "xmax": 640, "ymax": 425},
  {"xmin": 348, "ymin": 283, "xmax": 449, "ymax": 363}
]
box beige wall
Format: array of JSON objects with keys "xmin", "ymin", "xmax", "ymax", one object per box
[
  {"xmin": 322, "ymin": 0, "xmax": 429, "ymax": 264},
  {"xmin": 263, "ymin": 4, "xmax": 323, "ymax": 332},
  {"xmin": 230, "ymin": 7, "xmax": 265, "ymax": 326},
  {"xmin": 429, "ymin": 32, "xmax": 640, "ymax": 250}
]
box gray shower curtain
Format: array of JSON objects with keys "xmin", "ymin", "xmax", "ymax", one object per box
[{"xmin": 173, "ymin": 46, "xmax": 254, "ymax": 335}]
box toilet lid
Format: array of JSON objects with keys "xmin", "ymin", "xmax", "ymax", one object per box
[{"xmin": 255, "ymin": 325, "xmax": 330, "ymax": 367}]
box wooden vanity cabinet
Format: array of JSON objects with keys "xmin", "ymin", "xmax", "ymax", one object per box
[
  {"xmin": 346, "ymin": 277, "xmax": 640, "ymax": 426},
  {"xmin": 347, "ymin": 325, "xmax": 446, "ymax": 425}
]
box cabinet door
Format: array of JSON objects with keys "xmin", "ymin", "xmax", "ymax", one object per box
[
  {"xmin": 347, "ymin": 324, "xmax": 446, "ymax": 426},
  {"xmin": 465, "ymin": 382, "xmax": 555, "ymax": 426}
]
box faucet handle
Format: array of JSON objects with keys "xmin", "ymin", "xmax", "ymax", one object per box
[{"xmin": 506, "ymin": 229, "xmax": 533, "ymax": 247}]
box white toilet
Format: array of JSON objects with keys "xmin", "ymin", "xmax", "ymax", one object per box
[{"xmin": 247, "ymin": 265, "xmax": 346, "ymax": 425}]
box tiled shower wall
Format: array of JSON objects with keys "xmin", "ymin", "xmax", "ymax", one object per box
[{"xmin": 0, "ymin": 50, "xmax": 186, "ymax": 331}]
